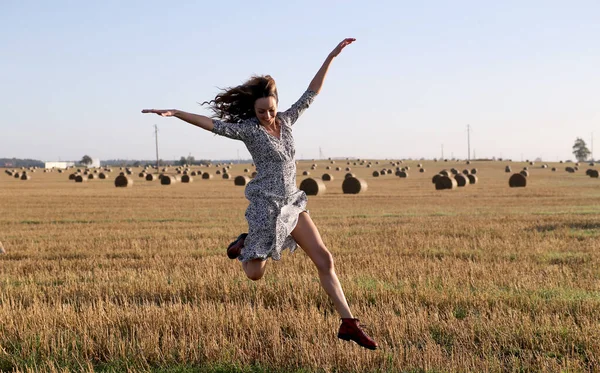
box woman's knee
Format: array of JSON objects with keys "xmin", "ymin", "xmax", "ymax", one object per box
[
  {"xmin": 243, "ymin": 260, "xmax": 266, "ymax": 281},
  {"xmin": 316, "ymin": 247, "xmax": 335, "ymax": 273}
]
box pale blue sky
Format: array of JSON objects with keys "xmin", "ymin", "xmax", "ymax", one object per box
[{"xmin": 1, "ymin": 1, "xmax": 599, "ymax": 162}]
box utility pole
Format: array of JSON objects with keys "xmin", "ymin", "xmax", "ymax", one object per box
[
  {"xmin": 441, "ymin": 144, "xmax": 444, "ymax": 160},
  {"xmin": 592, "ymin": 132, "xmax": 594, "ymax": 161},
  {"xmin": 154, "ymin": 124, "xmax": 160, "ymax": 171},
  {"xmin": 467, "ymin": 124, "xmax": 471, "ymax": 161}
]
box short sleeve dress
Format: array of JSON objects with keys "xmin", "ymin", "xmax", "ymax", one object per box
[{"xmin": 212, "ymin": 90, "xmax": 317, "ymax": 262}]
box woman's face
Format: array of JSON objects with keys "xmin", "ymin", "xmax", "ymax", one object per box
[{"xmin": 254, "ymin": 96, "xmax": 278, "ymax": 127}]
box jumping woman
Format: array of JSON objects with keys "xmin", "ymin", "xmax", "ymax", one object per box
[{"xmin": 142, "ymin": 38, "xmax": 377, "ymax": 350}]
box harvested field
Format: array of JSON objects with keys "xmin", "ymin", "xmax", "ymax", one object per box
[{"xmin": 0, "ymin": 160, "xmax": 599, "ymax": 372}]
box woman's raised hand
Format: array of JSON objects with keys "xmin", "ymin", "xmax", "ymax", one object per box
[
  {"xmin": 141, "ymin": 109, "xmax": 178, "ymax": 117},
  {"xmin": 329, "ymin": 38, "xmax": 356, "ymax": 58}
]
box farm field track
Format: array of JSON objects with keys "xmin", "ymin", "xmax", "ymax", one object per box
[{"xmin": 1, "ymin": 160, "xmax": 599, "ymax": 372}]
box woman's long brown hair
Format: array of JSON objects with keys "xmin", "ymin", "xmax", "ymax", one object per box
[{"xmin": 202, "ymin": 75, "xmax": 278, "ymax": 123}]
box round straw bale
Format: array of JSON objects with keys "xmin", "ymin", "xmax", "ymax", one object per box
[
  {"xmin": 552, "ymin": 167, "xmax": 556, "ymax": 171},
  {"xmin": 161, "ymin": 175, "xmax": 176, "ymax": 185},
  {"xmin": 529, "ymin": 161, "xmax": 534, "ymax": 165},
  {"xmin": 115, "ymin": 175, "xmax": 133, "ymax": 187},
  {"xmin": 302, "ymin": 171, "xmax": 310, "ymax": 176},
  {"xmin": 216, "ymin": 170, "xmax": 221, "ymax": 175},
  {"xmin": 439, "ymin": 170, "xmax": 450, "ymax": 177},
  {"xmin": 345, "ymin": 172, "xmax": 355, "ymax": 179},
  {"xmin": 574, "ymin": 166, "xmax": 579, "ymax": 171},
  {"xmin": 202, "ymin": 172, "xmax": 213, "ymax": 179},
  {"xmin": 397, "ymin": 171, "xmax": 408, "ymax": 178},
  {"xmin": 342, "ymin": 177, "xmax": 368, "ymax": 194},
  {"xmin": 589, "ymin": 162, "xmax": 595, "ymax": 166},
  {"xmin": 471, "ymin": 168, "xmax": 477, "ymax": 174},
  {"xmin": 119, "ymin": 172, "xmax": 125, "ymax": 176},
  {"xmin": 505, "ymin": 166, "xmax": 512, "ymax": 173},
  {"xmin": 467, "ymin": 174, "xmax": 478, "ymax": 184},
  {"xmin": 523, "ymin": 167, "xmax": 528, "ymax": 171},
  {"xmin": 420, "ymin": 168, "xmax": 425, "ymax": 173},
  {"xmin": 541, "ymin": 164, "xmax": 548, "ymax": 169},
  {"xmin": 234, "ymin": 175, "xmax": 250, "ymax": 186},
  {"xmin": 222, "ymin": 173, "xmax": 231, "ymax": 179},
  {"xmin": 417, "ymin": 163, "xmax": 422, "ymax": 168},
  {"xmin": 345, "ymin": 167, "xmax": 351, "ymax": 171},
  {"xmin": 450, "ymin": 168, "xmax": 459, "ymax": 175},
  {"xmin": 372, "ymin": 171, "xmax": 380, "ymax": 177},
  {"xmin": 146, "ymin": 174, "xmax": 157, "ymax": 181},
  {"xmin": 387, "ymin": 169, "xmax": 393, "ymax": 174},
  {"xmin": 462, "ymin": 169, "xmax": 470, "ymax": 175},
  {"xmin": 587, "ymin": 169, "xmax": 599, "ymax": 178},
  {"xmin": 20, "ymin": 173, "xmax": 31, "ymax": 180},
  {"xmin": 366, "ymin": 164, "xmax": 371, "ymax": 168},
  {"xmin": 14, "ymin": 172, "xmax": 21, "ymax": 179},
  {"xmin": 454, "ymin": 173, "xmax": 468, "ymax": 187},
  {"xmin": 75, "ymin": 175, "xmax": 87, "ymax": 183},
  {"xmin": 181, "ymin": 175, "xmax": 193, "ymax": 183},
  {"xmin": 466, "ymin": 160, "xmax": 471, "ymax": 165},
  {"xmin": 335, "ymin": 167, "xmax": 341, "ymax": 171},
  {"xmin": 575, "ymin": 162, "xmax": 580, "ymax": 166},
  {"xmin": 88, "ymin": 174, "xmax": 96, "ymax": 180},
  {"xmin": 565, "ymin": 167, "xmax": 575, "ymax": 173},
  {"xmin": 251, "ymin": 171, "xmax": 258, "ymax": 178},
  {"xmin": 435, "ymin": 175, "xmax": 457, "ymax": 190},
  {"xmin": 69, "ymin": 173, "xmax": 78, "ymax": 180},
  {"xmin": 300, "ymin": 178, "xmax": 326, "ymax": 196},
  {"xmin": 432, "ymin": 174, "xmax": 442, "ymax": 184},
  {"xmin": 520, "ymin": 170, "xmax": 529, "ymax": 177},
  {"xmin": 190, "ymin": 171, "xmax": 197, "ymax": 176},
  {"xmin": 99, "ymin": 173, "xmax": 107, "ymax": 179},
  {"xmin": 326, "ymin": 166, "xmax": 331, "ymax": 170},
  {"xmin": 509, "ymin": 173, "xmax": 527, "ymax": 187},
  {"xmin": 322, "ymin": 173, "xmax": 334, "ymax": 181}
]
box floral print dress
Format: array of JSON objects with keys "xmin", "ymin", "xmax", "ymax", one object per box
[{"xmin": 212, "ymin": 90, "xmax": 317, "ymax": 262}]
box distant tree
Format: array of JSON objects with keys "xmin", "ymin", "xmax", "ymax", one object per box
[
  {"xmin": 179, "ymin": 156, "xmax": 187, "ymax": 166},
  {"xmin": 80, "ymin": 155, "xmax": 93, "ymax": 166},
  {"xmin": 572, "ymin": 138, "xmax": 591, "ymax": 162},
  {"xmin": 187, "ymin": 155, "xmax": 195, "ymax": 165}
]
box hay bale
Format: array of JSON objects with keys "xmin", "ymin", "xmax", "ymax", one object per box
[
  {"xmin": 88, "ymin": 174, "xmax": 96, "ymax": 180},
  {"xmin": 565, "ymin": 167, "xmax": 575, "ymax": 173},
  {"xmin": 181, "ymin": 175, "xmax": 193, "ymax": 183},
  {"xmin": 20, "ymin": 173, "xmax": 31, "ymax": 180},
  {"xmin": 471, "ymin": 168, "xmax": 477, "ymax": 174},
  {"xmin": 302, "ymin": 171, "xmax": 310, "ymax": 176},
  {"xmin": 322, "ymin": 173, "xmax": 334, "ymax": 181},
  {"xmin": 432, "ymin": 174, "xmax": 442, "ymax": 184},
  {"xmin": 344, "ymin": 172, "xmax": 355, "ymax": 179},
  {"xmin": 146, "ymin": 174, "xmax": 157, "ymax": 181},
  {"xmin": 251, "ymin": 171, "xmax": 258, "ymax": 178},
  {"xmin": 299, "ymin": 178, "xmax": 326, "ymax": 196},
  {"xmin": 435, "ymin": 175, "xmax": 457, "ymax": 190},
  {"xmin": 552, "ymin": 167, "xmax": 556, "ymax": 172},
  {"xmin": 335, "ymin": 167, "xmax": 341, "ymax": 171},
  {"xmin": 234, "ymin": 175, "xmax": 250, "ymax": 186},
  {"xmin": 454, "ymin": 173, "xmax": 468, "ymax": 187},
  {"xmin": 222, "ymin": 173, "xmax": 231, "ymax": 179},
  {"xmin": 202, "ymin": 172, "xmax": 213, "ymax": 180},
  {"xmin": 520, "ymin": 170, "xmax": 529, "ymax": 177},
  {"xmin": 99, "ymin": 173, "xmax": 107, "ymax": 179},
  {"xmin": 115, "ymin": 175, "xmax": 133, "ymax": 187},
  {"xmin": 345, "ymin": 167, "xmax": 351, "ymax": 172},
  {"xmin": 505, "ymin": 166, "xmax": 512, "ymax": 173},
  {"xmin": 372, "ymin": 171, "xmax": 380, "ymax": 177},
  {"xmin": 342, "ymin": 177, "xmax": 368, "ymax": 194},
  {"xmin": 387, "ymin": 169, "xmax": 393, "ymax": 174},
  {"xmin": 439, "ymin": 170, "xmax": 450, "ymax": 177},
  {"xmin": 420, "ymin": 168, "xmax": 425, "ymax": 173},
  {"xmin": 587, "ymin": 169, "xmax": 599, "ymax": 178},
  {"xmin": 509, "ymin": 173, "xmax": 527, "ymax": 187},
  {"xmin": 216, "ymin": 170, "xmax": 221, "ymax": 175},
  {"xmin": 397, "ymin": 171, "xmax": 408, "ymax": 178},
  {"xmin": 450, "ymin": 168, "xmax": 459, "ymax": 175},
  {"xmin": 462, "ymin": 169, "xmax": 470, "ymax": 175},
  {"xmin": 14, "ymin": 173, "xmax": 21, "ymax": 179},
  {"xmin": 75, "ymin": 175, "xmax": 87, "ymax": 183},
  {"xmin": 161, "ymin": 175, "xmax": 177, "ymax": 185},
  {"xmin": 69, "ymin": 173, "xmax": 78, "ymax": 180},
  {"xmin": 467, "ymin": 174, "xmax": 478, "ymax": 184}
]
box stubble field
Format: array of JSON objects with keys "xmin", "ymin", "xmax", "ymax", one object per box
[{"xmin": 1, "ymin": 160, "xmax": 599, "ymax": 373}]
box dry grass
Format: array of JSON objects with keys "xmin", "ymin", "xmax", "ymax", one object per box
[{"xmin": 1, "ymin": 161, "xmax": 599, "ymax": 372}]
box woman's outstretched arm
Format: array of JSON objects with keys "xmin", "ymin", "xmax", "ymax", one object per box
[
  {"xmin": 141, "ymin": 109, "xmax": 214, "ymax": 131},
  {"xmin": 308, "ymin": 38, "xmax": 355, "ymax": 94}
]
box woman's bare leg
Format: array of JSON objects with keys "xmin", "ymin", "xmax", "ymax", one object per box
[
  {"xmin": 242, "ymin": 259, "xmax": 267, "ymax": 281},
  {"xmin": 291, "ymin": 212, "xmax": 353, "ymax": 318}
]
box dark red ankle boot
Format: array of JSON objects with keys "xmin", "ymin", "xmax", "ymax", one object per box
[
  {"xmin": 227, "ymin": 233, "xmax": 247, "ymax": 259},
  {"xmin": 337, "ymin": 318, "xmax": 378, "ymax": 350}
]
